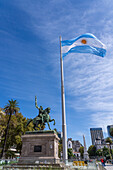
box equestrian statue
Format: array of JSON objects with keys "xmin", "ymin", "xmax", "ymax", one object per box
[{"xmin": 26, "ymin": 96, "xmax": 55, "ymax": 130}]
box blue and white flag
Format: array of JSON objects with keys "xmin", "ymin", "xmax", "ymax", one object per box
[{"xmin": 61, "ymin": 33, "xmax": 106, "ymax": 58}]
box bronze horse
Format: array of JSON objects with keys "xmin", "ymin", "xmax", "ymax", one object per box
[
  {"xmin": 26, "ymin": 96, "xmax": 55, "ymax": 130},
  {"xmin": 26, "ymin": 111, "xmax": 55, "ymax": 130}
]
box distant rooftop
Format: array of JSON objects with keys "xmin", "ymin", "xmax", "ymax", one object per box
[{"xmin": 90, "ymin": 128, "xmax": 102, "ymax": 130}]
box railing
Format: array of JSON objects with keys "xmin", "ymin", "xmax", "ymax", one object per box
[
  {"xmin": 0, "ymin": 158, "xmax": 65, "ymax": 170},
  {"xmin": 0, "ymin": 159, "xmax": 18, "ymax": 166},
  {"xmin": 98, "ymin": 163, "xmax": 106, "ymax": 170},
  {"xmin": 0, "ymin": 158, "xmax": 99, "ymax": 169}
]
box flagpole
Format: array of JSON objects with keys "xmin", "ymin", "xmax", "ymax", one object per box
[{"xmin": 60, "ymin": 36, "xmax": 68, "ymax": 162}]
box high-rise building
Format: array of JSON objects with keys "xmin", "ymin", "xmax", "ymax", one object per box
[
  {"xmin": 90, "ymin": 128, "xmax": 104, "ymax": 145},
  {"xmin": 107, "ymin": 125, "xmax": 113, "ymax": 139}
]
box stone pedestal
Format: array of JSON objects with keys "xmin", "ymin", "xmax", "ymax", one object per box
[{"xmin": 19, "ymin": 130, "xmax": 60, "ymax": 164}]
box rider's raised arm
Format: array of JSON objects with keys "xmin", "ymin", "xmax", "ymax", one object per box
[{"xmin": 35, "ymin": 96, "xmax": 39, "ymax": 109}]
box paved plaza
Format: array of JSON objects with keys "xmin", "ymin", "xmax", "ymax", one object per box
[{"xmin": 105, "ymin": 164, "xmax": 113, "ymax": 170}]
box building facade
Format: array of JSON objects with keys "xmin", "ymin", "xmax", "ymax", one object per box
[
  {"xmin": 67, "ymin": 138, "xmax": 83, "ymax": 159},
  {"xmin": 95, "ymin": 137, "xmax": 113, "ymax": 150},
  {"xmin": 90, "ymin": 128, "xmax": 104, "ymax": 145},
  {"xmin": 90, "ymin": 127, "xmax": 113, "ymax": 151},
  {"xmin": 107, "ymin": 125, "xmax": 113, "ymax": 139}
]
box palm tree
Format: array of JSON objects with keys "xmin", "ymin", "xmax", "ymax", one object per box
[{"xmin": 0, "ymin": 99, "xmax": 20, "ymax": 158}]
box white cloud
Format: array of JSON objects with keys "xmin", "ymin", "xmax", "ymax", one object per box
[
  {"xmin": 63, "ymin": 33, "xmax": 113, "ymax": 130},
  {"xmin": 5, "ymin": 0, "xmax": 113, "ymax": 139},
  {"xmin": 91, "ymin": 111, "xmax": 113, "ymax": 133}
]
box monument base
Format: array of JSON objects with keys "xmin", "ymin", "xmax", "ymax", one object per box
[{"xmin": 18, "ymin": 130, "xmax": 60, "ymax": 164}]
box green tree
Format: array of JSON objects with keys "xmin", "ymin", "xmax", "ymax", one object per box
[
  {"xmin": 79, "ymin": 146, "xmax": 84, "ymax": 158},
  {"xmin": 0, "ymin": 112, "xmax": 6, "ymax": 137},
  {"xmin": 68, "ymin": 148, "xmax": 73, "ymax": 159},
  {"xmin": 103, "ymin": 147, "xmax": 110, "ymax": 160},
  {"xmin": 106, "ymin": 137, "xmax": 112, "ymax": 145},
  {"xmin": 54, "ymin": 128, "xmax": 58, "ymax": 135},
  {"xmin": 110, "ymin": 128, "xmax": 113, "ymax": 137},
  {"xmin": 106, "ymin": 137, "xmax": 112, "ymax": 160},
  {"xmin": 88, "ymin": 145, "xmax": 96, "ymax": 157},
  {"xmin": 58, "ymin": 143, "xmax": 63, "ymax": 158},
  {"xmin": 0, "ymin": 112, "xmax": 33, "ymax": 158},
  {"xmin": 1, "ymin": 99, "xmax": 20, "ymax": 158},
  {"xmin": 96, "ymin": 149, "xmax": 102, "ymax": 156},
  {"xmin": 58, "ymin": 137, "xmax": 63, "ymax": 158},
  {"xmin": 0, "ymin": 112, "xmax": 6, "ymax": 155}
]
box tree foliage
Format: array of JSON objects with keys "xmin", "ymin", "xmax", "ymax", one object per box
[
  {"xmin": 0, "ymin": 99, "xmax": 20, "ymax": 158},
  {"xmin": 105, "ymin": 137, "xmax": 112, "ymax": 160},
  {"xmin": 96, "ymin": 149, "xmax": 102, "ymax": 156},
  {"xmin": 0, "ymin": 112, "xmax": 33, "ymax": 158},
  {"xmin": 4, "ymin": 99, "xmax": 20, "ymax": 115},
  {"xmin": 58, "ymin": 143, "xmax": 63, "ymax": 158},
  {"xmin": 106, "ymin": 137, "xmax": 112, "ymax": 144},
  {"xmin": 110, "ymin": 128, "xmax": 113, "ymax": 137},
  {"xmin": 68, "ymin": 148, "xmax": 73, "ymax": 159},
  {"xmin": 103, "ymin": 147, "xmax": 110, "ymax": 159},
  {"xmin": 88, "ymin": 145, "xmax": 96, "ymax": 157},
  {"xmin": 79, "ymin": 146, "xmax": 84, "ymax": 158},
  {"xmin": 58, "ymin": 137, "xmax": 63, "ymax": 158}
]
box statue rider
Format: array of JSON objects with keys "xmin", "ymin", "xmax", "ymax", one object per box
[
  {"xmin": 44, "ymin": 107, "xmax": 50, "ymax": 115},
  {"xmin": 35, "ymin": 96, "xmax": 44, "ymax": 124}
]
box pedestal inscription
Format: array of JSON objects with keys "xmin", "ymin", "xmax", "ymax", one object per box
[{"xmin": 34, "ymin": 145, "xmax": 42, "ymax": 152}]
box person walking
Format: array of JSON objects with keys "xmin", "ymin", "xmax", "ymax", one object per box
[{"xmin": 101, "ymin": 158, "xmax": 104, "ymax": 166}]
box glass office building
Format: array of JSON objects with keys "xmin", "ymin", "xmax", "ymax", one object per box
[
  {"xmin": 90, "ymin": 128, "xmax": 104, "ymax": 145},
  {"xmin": 107, "ymin": 125, "xmax": 113, "ymax": 139}
]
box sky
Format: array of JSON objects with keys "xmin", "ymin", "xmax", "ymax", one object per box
[{"xmin": 0, "ymin": 0, "xmax": 113, "ymax": 147}]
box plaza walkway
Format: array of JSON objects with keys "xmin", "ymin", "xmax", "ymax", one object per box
[{"xmin": 105, "ymin": 163, "xmax": 113, "ymax": 170}]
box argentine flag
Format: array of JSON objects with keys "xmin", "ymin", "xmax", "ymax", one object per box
[{"xmin": 61, "ymin": 33, "xmax": 106, "ymax": 58}]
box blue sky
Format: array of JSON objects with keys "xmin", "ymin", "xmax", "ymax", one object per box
[{"xmin": 0, "ymin": 0, "xmax": 113, "ymax": 147}]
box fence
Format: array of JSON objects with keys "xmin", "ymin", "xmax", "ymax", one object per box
[
  {"xmin": 0, "ymin": 159, "xmax": 18, "ymax": 166},
  {"xmin": 0, "ymin": 159, "xmax": 100, "ymax": 169},
  {"xmin": 98, "ymin": 163, "xmax": 106, "ymax": 170}
]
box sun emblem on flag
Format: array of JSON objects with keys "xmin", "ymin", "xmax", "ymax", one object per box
[{"xmin": 81, "ymin": 39, "xmax": 87, "ymax": 44}]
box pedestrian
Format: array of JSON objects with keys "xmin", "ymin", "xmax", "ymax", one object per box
[
  {"xmin": 103, "ymin": 157, "xmax": 106, "ymax": 166},
  {"xmin": 101, "ymin": 158, "xmax": 104, "ymax": 166}
]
